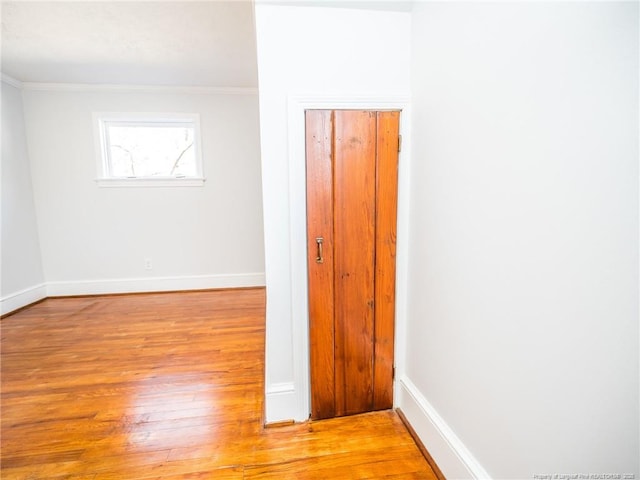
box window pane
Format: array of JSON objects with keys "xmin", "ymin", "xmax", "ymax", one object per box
[{"xmin": 107, "ymin": 124, "xmax": 197, "ymax": 177}]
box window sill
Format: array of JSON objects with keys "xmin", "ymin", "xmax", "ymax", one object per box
[{"xmin": 95, "ymin": 177, "xmax": 206, "ymax": 188}]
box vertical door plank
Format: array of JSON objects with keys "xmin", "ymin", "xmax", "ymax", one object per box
[
  {"xmin": 305, "ymin": 110, "xmax": 336, "ymax": 420},
  {"xmin": 373, "ymin": 111, "xmax": 400, "ymax": 410},
  {"xmin": 333, "ymin": 110, "xmax": 377, "ymax": 416}
]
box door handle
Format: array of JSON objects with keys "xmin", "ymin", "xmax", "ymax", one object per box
[{"xmin": 315, "ymin": 237, "xmax": 324, "ymax": 264}]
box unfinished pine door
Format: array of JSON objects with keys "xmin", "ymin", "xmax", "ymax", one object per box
[{"xmin": 306, "ymin": 110, "xmax": 400, "ymax": 420}]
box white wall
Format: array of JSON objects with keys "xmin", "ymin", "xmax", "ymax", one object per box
[
  {"xmin": 401, "ymin": 2, "xmax": 639, "ymax": 478},
  {"xmin": 254, "ymin": 3, "xmax": 411, "ymax": 421},
  {"xmin": 20, "ymin": 86, "xmax": 264, "ymax": 295},
  {"xmin": 1, "ymin": 80, "xmax": 46, "ymax": 314}
]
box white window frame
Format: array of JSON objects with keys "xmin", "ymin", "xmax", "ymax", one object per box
[{"xmin": 94, "ymin": 112, "xmax": 205, "ymax": 187}]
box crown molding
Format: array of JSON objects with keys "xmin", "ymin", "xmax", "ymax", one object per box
[{"xmin": 19, "ymin": 82, "xmax": 258, "ymax": 95}]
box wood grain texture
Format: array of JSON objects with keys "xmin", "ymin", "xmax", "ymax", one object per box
[
  {"xmin": 1, "ymin": 289, "xmax": 438, "ymax": 479},
  {"xmin": 306, "ymin": 110, "xmax": 336, "ymax": 420},
  {"xmin": 373, "ymin": 111, "xmax": 400, "ymax": 410},
  {"xmin": 333, "ymin": 110, "xmax": 377, "ymax": 416}
]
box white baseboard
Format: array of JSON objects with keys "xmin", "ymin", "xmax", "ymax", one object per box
[
  {"xmin": 45, "ymin": 273, "xmax": 265, "ymax": 297},
  {"xmin": 398, "ymin": 375, "xmax": 491, "ymax": 480},
  {"xmin": 265, "ymin": 382, "xmax": 298, "ymax": 423},
  {"xmin": 1, "ymin": 274, "xmax": 264, "ymax": 316},
  {"xmin": 1, "ymin": 283, "xmax": 47, "ymax": 316}
]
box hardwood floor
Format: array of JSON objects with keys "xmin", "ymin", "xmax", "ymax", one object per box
[{"xmin": 1, "ymin": 289, "xmax": 437, "ymax": 479}]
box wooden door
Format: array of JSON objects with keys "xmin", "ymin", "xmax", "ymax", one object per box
[{"xmin": 306, "ymin": 109, "xmax": 400, "ymax": 420}]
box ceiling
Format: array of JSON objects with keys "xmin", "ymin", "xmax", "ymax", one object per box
[{"xmin": 0, "ymin": 1, "xmax": 259, "ymax": 87}]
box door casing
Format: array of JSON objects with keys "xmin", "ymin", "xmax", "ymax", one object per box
[{"xmin": 272, "ymin": 95, "xmax": 410, "ymax": 422}]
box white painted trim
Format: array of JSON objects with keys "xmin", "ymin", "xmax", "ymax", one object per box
[
  {"xmin": 284, "ymin": 93, "xmax": 411, "ymax": 422},
  {"xmin": 1, "ymin": 284, "xmax": 47, "ymax": 316},
  {"xmin": 45, "ymin": 273, "xmax": 265, "ymax": 297},
  {"xmin": 95, "ymin": 178, "xmax": 206, "ymax": 188},
  {"xmin": 398, "ymin": 375, "xmax": 492, "ymax": 480},
  {"xmin": 391, "ymin": 102, "xmax": 412, "ymax": 410},
  {"xmin": 1, "ymin": 74, "xmax": 23, "ymax": 89},
  {"xmin": 265, "ymin": 382, "xmax": 298, "ymax": 423},
  {"xmin": 20, "ymin": 82, "xmax": 258, "ymax": 95}
]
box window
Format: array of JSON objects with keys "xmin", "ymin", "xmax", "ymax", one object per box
[{"xmin": 94, "ymin": 113, "xmax": 204, "ymax": 187}]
